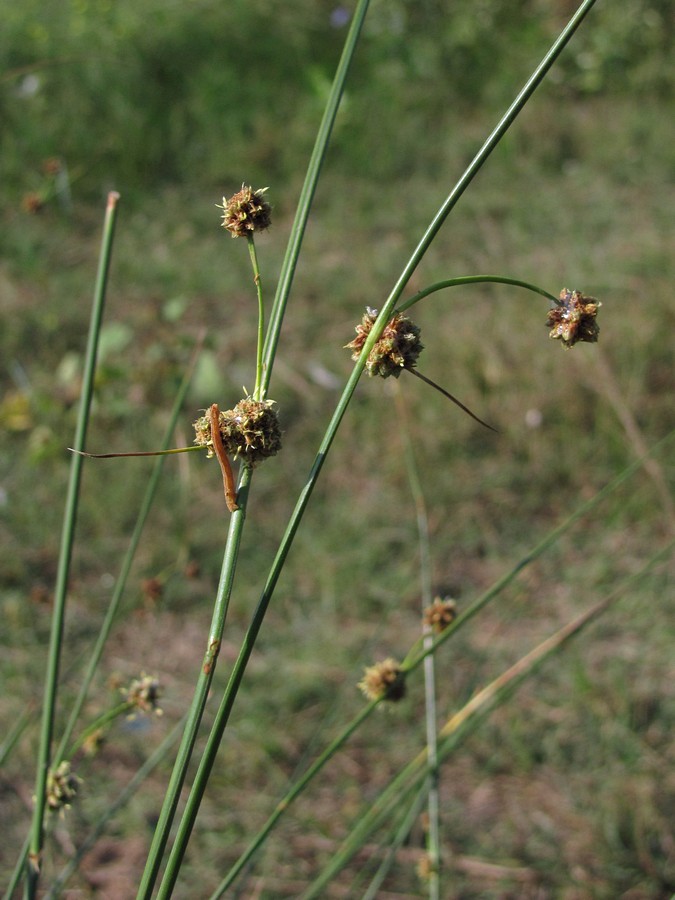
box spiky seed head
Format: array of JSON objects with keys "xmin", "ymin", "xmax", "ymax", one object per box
[
  {"xmin": 123, "ymin": 673, "xmax": 163, "ymax": 717},
  {"xmin": 358, "ymin": 657, "xmax": 406, "ymax": 702},
  {"xmin": 219, "ymin": 185, "xmax": 271, "ymax": 237},
  {"xmin": 194, "ymin": 398, "xmax": 282, "ymax": 467},
  {"xmin": 46, "ymin": 761, "xmax": 80, "ymax": 812},
  {"xmin": 546, "ymin": 288, "xmax": 600, "ymax": 348},
  {"xmin": 423, "ymin": 597, "xmax": 458, "ymax": 633},
  {"xmin": 345, "ymin": 307, "xmax": 423, "ymax": 378}
]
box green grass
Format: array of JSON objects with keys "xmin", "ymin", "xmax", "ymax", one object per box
[{"xmin": 1, "ymin": 19, "xmax": 674, "ymax": 896}]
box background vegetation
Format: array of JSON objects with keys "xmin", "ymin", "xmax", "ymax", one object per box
[{"xmin": 1, "ymin": 0, "xmax": 673, "ymax": 896}]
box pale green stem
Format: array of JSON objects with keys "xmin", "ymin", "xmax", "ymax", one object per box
[
  {"xmin": 393, "ymin": 383, "xmax": 441, "ymax": 899},
  {"xmin": 155, "ymin": 5, "xmax": 601, "ymax": 889},
  {"xmin": 54, "ymin": 335, "xmax": 204, "ymax": 766},
  {"xmin": 25, "ymin": 192, "xmax": 120, "ymax": 900},
  {"xmin": 362, "ymin": 787, "xmax": 429, "ymax": 900},
  {"xmin": 396, "ymin": 275, "xmax": 559, "ymax": 314},
  {"xmin": 135, "ymin": 463, "xmax": 253, "ymax": 900},
  {"xmin": 47, "ymin": 715, "xmax": 188, "ymax": 899},
  {"xmin": 301, "ymin": 543, "xmax": 672, "ymax": 899},
  {"xmin": 247, "ymin": 235, "xmax": 265, "ymax": 400},
  {"xmin": 201, "ymin": 435, "xmax": 672, "ymax": 897},
  {"xmin": 262, "ymin": 0, "xmax": 372, "ymax": 392}
]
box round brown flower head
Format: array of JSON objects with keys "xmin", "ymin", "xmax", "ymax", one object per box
[
  {"xmin": 194, "ymin": 397, "xmax": 282, "ymax": 467},
  {"xmin": 46, "ymin": 761, "xmax": 80, "ymax": 812},
  {"xmin": 123, "ymin": 673, "xmax": 163, "ymax": 717},
  {"xmin": 423, "ymin": 597, "xmax": 458, "ymax": 633},
  {"xmin": 358, "ymin": 657, "xmax": 406, "ymax": 702},
  {"xmin": 546, "ymin": 288, "xmax": 600, "ymax": 348},
  {"xmin": 219, "ymin": 185, "xmax": 271, "ymax": 237},
  {"xmin": 345, "ymin": 307, "xmax": 423, "ymax": 378}
]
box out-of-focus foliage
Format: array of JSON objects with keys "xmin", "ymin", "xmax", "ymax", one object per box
[{"xmin": 1, "ymin": 0, "xmax": 672, "ymax": 198}]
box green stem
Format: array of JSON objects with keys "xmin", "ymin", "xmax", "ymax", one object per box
[
  {"xmin": 54, "ymin": 335, "xmax": 204, "ymax": 768},
  {"xmin": 247, "ymin": 235, "xmax": 265, "ymax": 400},
  {"xmin": 151, "ymin": 3, "xmax": 601, "ymax": 888},
  {"xmin": 199, "ymin": 432, "xmax": 672, "ymax": 897},
  {"xmin": 402, "ymin": 430, "xmax": 675, "ymax": 673},
  {"xmin": 396, "ymin": 275, "xmax": 559, "ymax": 314},
  {"xmin": 47, "ymin": 716, "xmax": 188, "ymax": 899},
  {"xmin": 65, "ymin": 702, "xmax": 133, "ymax": 759},
  {"xmin": 393, "ymin": 384, "xmax": 441, "ymax": 898},
  {"xmin": 25, "ymin": 191, "xmax": 120, "ymax": 899},
  {"xmin": 261, "ymin": 0, "xmax": 371, "ymax": 394},
  {"xmin": 136, "ymin": 463, "xmax": 254, "ymax": 900},
  {"xmin": 206, "ymin": 704, "xmax": 376, "ymax": 899},
  {"xmin": 301, "ymin": 543, "xmax": 672, "ymax": 899}
]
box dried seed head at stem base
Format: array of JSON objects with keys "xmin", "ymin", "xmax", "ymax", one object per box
[
  {"xmin": 219, "ymin": 185, "xmax": 272, "ymax": 238},
  {"xmin": 193, "ymin": 397, "xmax": 282, "ymax": 468},
  {"xmin": 546, "ymin": 288, "xmax": 600, "ymax": 348},
  {"xmin": 358, "ymin": 657, "xmax": 406, "ymax": 702},
  {"xmin": 345, "ymin": 307, "xmax": 424, "ymax": 378}
]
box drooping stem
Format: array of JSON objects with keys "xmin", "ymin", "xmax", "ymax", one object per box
[
  {"xmin": 397, "ymin": 275, "xmax": 560, "ymax": 314},
  {"xmin": 407, "ymin": 368, "xmax": 498, "ymax": 433}
]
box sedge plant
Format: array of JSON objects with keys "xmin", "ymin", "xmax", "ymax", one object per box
[{"xmin": 16, "ymin": 0, "xmax": 671, "ymax": 897}]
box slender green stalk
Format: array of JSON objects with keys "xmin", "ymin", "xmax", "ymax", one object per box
[
  {"xmin": 301, "ymin": 544, "xmax": 672, "ymax": 898},
  {"xmin": 152, "ymin": 5, "xmax": 602, "ymax": 885},
  {"xmin": 361, "ymin": 786, "xmax": 429, "ymax": 900},
  {"xmin": 25, "ymin": 191, "xmax": 121, "ymax": 900},
  {"xmin": 135, "ymin": 464, "xmax": 253, "ymax": 900},
  {"xmin": 47, "ymin": 715, "xmax": 188, "ymax": 899},
  {"xmin": 247, "ymin": 235, "xmax": 265, "ymax": 400},
  {"xmin": 202, "ymin": 435, "xmax": 670, "ymax": 898},
  {"xmin": 393, "ymin": 383, "xmax": 441, "ymax": 899},
  {"xmin": 64, "ymin": 701, "xmax": 132, "ymax": 758},
  {"xmin": 396, "ymin": 275, "xmax": 559, "ymax": 314},
  {"xmin": 402, "ymin": 430, "xmax": 675, "ymax": 672},
  {"xmin": 261, "ymin": 0, "xmax": 371, "ymax": 393},
  {"xmin": 54, "ymin": 336, "xmax": 204, "ymax": 767},
  {"xmin": 207, "ymin": 704, "xmax": 375, "ymax": 899},
  {"xmin": 0, "ymin": 703, "xmax": 34, "ymax": 767}
]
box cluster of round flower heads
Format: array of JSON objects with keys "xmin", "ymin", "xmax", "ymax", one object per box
[
  {"xmin": 546, "ymin": 288, "xmax": 600, "ymax": 348},
  {"xmin": 219, "ymin": 185, "xmax": 272, "ymax": 238},
  {"xmin": 345, "ymin": 307, "xmax": 423, "ymax": 378},
  {"xmin": 194, "ymin": 397, "xmax": 282, "ymax": 467}
]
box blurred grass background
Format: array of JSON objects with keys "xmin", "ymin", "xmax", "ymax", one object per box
[{"xmin": 1, "ymin": 0, "xmax": 673, "ymax": 896}]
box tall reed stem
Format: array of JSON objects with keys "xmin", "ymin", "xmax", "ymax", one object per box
[
  {"xmin": 151, "ymin": 2, "xmax": 601, "ymax": 891},
  {"xmin": 25, "ymin": 192, "xmax": 120, "ymax": 899}
]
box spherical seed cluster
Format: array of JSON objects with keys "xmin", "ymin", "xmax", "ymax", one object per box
[
  {"xmin": 194, "ymin": 398, "xmax": 282, "ymax": 467},
  {"xmin": 345, "ymin": 307, "xmax": 423, "ymax": 378},
  {"xmin": 46, "ymin": 761, "xmax": 80, "ymax": 812},
  {"xmin": 422, "ymin": 597, "xmax": 458, "ymax": 633},
  {"xmin": 358, "ymin": 657, "xmax": 406, "ymax": 702},
  {"xmin": 546, "ymin": 288, "xmax": 600, "ymax": 348},
  {"xmin": 123, "ymin": 674, "xmax": 163, "ymax": 717},
  {"xmin": 219, "ymin": 185, "xmax": 271, "ymax": 238}
]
